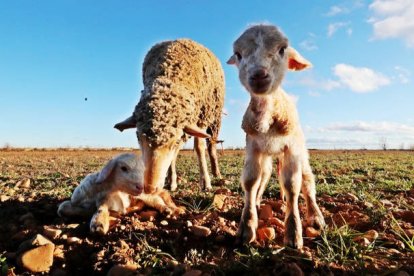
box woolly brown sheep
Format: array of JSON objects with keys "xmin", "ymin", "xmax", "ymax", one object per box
[
  {"xmin": 115, "ymin": 39, "xmax": 225, "ymax": 213},
  {"xmin": 227, "ymin": 24, "xmax": 325, "ymax": 249}
]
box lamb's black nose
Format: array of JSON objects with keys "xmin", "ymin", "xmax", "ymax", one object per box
[{"xmin": 250, "ymin": 68, "xmax": 269, "ymax": 80}]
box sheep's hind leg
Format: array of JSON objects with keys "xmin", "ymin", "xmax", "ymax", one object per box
[
  {"xmin": 194, "ymin": 137, "xmax": 212, "ymax": 190},
  {"xmin": 237, "ymin": 147, "xmax": 263, "ymax": 244},
  {"xmin": 166, "ymin": 146, "xmax": 180, "ymax": 191},
  {"xmin": 207, "ymin": 138, "xmax": 221, "ymax": 178},
  {"xmin": 301, "ymin": 159, "xmax": 325, "ymax": 229}
]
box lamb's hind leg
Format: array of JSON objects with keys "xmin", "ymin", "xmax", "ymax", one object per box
[
  {"xmin": 301, "ymin": 159, "xmax": 325, "ymax": 229},
  {"xmin": 57, "ymin": 200, "xmax": 94, "ymax": 218},
  {"xmin": 281, "ymin": 153, "xmax": 303, "ymax": 249},
  {"xmin": 194, "ymin": 137, "xmax": 212, "ymax": 190},
  {"xmin": 237, "ymin": 147, "xmax": 263, "ymax": 244}
]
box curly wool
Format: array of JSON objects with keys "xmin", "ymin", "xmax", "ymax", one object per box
[{"xmin": 134, "ymin": 39, "xmax": 225, "ymax": 147}]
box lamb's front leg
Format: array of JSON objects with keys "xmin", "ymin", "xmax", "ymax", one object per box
[
  {"xmin": 90, "ymin": 204, "xmax": 110, "ymax": 235},
  {"xmin": 237, "ymin": 146, "xmax": 263, "ymax": 244},
  {"xmin": 281, "ymin": 153, "xmax": 303, "ymax": 249}
]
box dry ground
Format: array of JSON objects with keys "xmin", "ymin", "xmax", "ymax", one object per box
[{"xmin": 0, "ymin": 149, "xmax": 413, "ymax": 275}]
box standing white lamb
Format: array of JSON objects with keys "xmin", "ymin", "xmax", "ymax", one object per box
[
  {"xmin": 115, "ymin": 39, "xmax": 225, "ymax": 213},
  {"xmin": 57, "ymin": 153, "xmax": 183, "ymax": 234},
  {"xmin": 227, "ymin": 24, "xmax": 325, "ymax": 249}
]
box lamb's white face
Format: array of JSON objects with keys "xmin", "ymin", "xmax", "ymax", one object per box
[
  {"xmin": 229, "ymin": 25, "xmax": 289, "ymax": 95},
  {"xmin": 114, "ymin": 155, "xmax": 144, "ymax": 196}
]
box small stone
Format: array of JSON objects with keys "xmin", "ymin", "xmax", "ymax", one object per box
[
  {"xmin": 305, "ymin": 227, "xmax": 320, "ymax": 238},
  {"xmin": 67, "ymin": 237, "xmax": 81, "ymax": 244},
  {"xmin": 212, "ymin": 194, "xmax": 227, "ymax": 209},
  {"xmin": 117, "ymin": 240, "xmax": 129, "ymax": 250},
  {"xmin": 160, "ymin": 220, "xmax": 168, "ymax": 226},
  {"xmin": 107, "ymin": 264, "xmax": 138, "ymax": 276},
  {"xmin": 218, "ymin": 216, "xmax": 225, "ymax": 225},
  {"xmin": 53, "ymin": 245, "xmax": 65, "ymax": 261},
  {"xmin": 344, "ymin": 192, "xmax": 358, "ymax": 202},
  {"xmin": 66, "ymin": 223, "xmax": 79, "ymax": 229},
  {"xmin": 363, "ymin": 230, "xmax": 379, "ymax": 241},
  {"xmin": 186, "ymin": 220, "xmax": 193, "ymax": 228},
  {"xmin": 183, "ymin": 269, "xmax": 203, "ymax": 276},
  {"xmin": 19, "ymin": 234, "xmax": 53, "ymax": 252},
  {"xmin": 257, "ymin": 227, "xmax": 276, "ymax": 242},
  {"xmin": 17, "ymin": 243, "xmax": 55, "ymax": 273},
  {"xmin": 259, "ymin": 204, "xmax": 273, "ymax": 220},
  {"xmin": 380, "ymin": 199, "xmax": 393, "ymax": 207},
  {"xmin": 43, "ymin": 226, "xmax": 62, "ymax": 240},
  {"xmin": 214, "ymin": 188, "xmax": 231, "ymax": 195},
  {"xmin": 192, "ymin": 225, "xmax": 211, "ymax": 237},
  {"xmin": 16, "ymin": 178, "xmax": 31, "ymax": 189},
  {"xmin": 0, "ymin": 195, "xmax": 10, "ymax": 202},
  {"xmin": 139, "ymin": 210, "xmax": 158, "ymax": 221},
  {"xmin": 17, "ymin": 196, "xmax": 25, "ymax": 202}
]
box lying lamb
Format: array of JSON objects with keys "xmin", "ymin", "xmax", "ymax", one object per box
[
  {"xmin": 115, "ymin": 39, "xmax": 225, "ymax": 213},
  {"xmin": 227, "ymin": 24, "xmax": 325, "ymax": 249},
  {"xmin": 57, "ymin": 153, "xmax": 182, "ymax": 235}
]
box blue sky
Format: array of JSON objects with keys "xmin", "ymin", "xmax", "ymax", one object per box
[{"xmin": 1, "ymin": 0, "xmax": 413, "ymax": 149}]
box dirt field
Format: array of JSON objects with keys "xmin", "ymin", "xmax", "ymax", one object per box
[{"xmin": 0, "ymin": 149, "xmax": 413, "ymax": 275}]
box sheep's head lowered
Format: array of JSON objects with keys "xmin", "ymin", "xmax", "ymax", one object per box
[
  {"xmin": 227, "ymin": 25, "xmax": 312, "ymax": 95},
  {"xmin": 125, "ymin": 39, "xmax": 225, "ymax": 194}
]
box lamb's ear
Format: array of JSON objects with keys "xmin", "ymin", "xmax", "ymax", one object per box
[
  {"xmin": 114, "ymin": 115, "xmax": 136, "ymax": 132},
  {"xmin": 184, "ymin": 125, "xmax": 211, "ymax": 138},
  {"xmin": 226, "ymin": 54, "xmax": 237, "ymax": 65},
  {"xmin": 287, "ymin": 47, "xmax": 312, "ymax": 71},
  {"xmin": 96, "ymin": 159, "xmax": 117, "ymax": 183}
]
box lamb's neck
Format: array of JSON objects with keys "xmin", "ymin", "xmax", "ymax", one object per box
[{"xmin": 244, "ymin": 87, "xmax": 297, "ymax": 135}]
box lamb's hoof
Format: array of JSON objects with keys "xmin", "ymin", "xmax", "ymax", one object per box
[
  {"xmin": 306, "ymin": 213, "xmax": 326, "ymax": 230},
  {"xmin": 236, "ymin": 220, "xmax": 257, "ymax": 245},
  {"xmin": 284, "ymin": 234, "xmax": 303, "ymax": 249},
  {"xmin": 90, "ymin": 222, "xmax": 108, "ymax": 235}
]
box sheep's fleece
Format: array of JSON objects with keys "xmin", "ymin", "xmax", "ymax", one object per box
[{"xmin": 134, "ymin": 39, "xmax": 225, "ymax": 147}]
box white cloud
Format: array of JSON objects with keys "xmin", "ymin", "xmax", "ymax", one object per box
[
  {"xmin": 326, "ymin": 5, "xmax": 349, "ymax": 16},
  {"xmin": 394, "ymin": 66, "xmax": 411, "ymax": 83},
  {"xmin": 369, "ymin": 0, "xmax": 414, "ymax": 47},
  {"xmin": 323, "ymin": 121, "xmax": 414, "ymax": 134},
  {"xmin": 299, "ymin": 76, "xmax": 341, "ymax": 91},
  {"xmin": 308, "ymin": 91, "xmax": 321, "ymax": 97},
  {"xmin": 305, "ymin": 121, "xmax": 414, "ymax": 149},
  {"xmin": 299, "ymin": 39, "xmax": 318, "ymax": 51},
  {"xmin": 327, "ymin": 22, "xmax": 351, "ymax": 37},
  {"xmin": 333, "ymin": 64, "xmax": 391, "ymax": 92}
]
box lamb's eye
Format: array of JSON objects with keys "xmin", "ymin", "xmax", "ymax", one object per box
[
  {"xmin": 278, "ymin": 46, "xmax": 287, "ymax": 56},
  {"xmin": 235, "ymin": 52, "xmax": 242, "ymax": 60},
  {"xmin": 121, "ymin": 166, "xmax": 128, "ymax": 172}
]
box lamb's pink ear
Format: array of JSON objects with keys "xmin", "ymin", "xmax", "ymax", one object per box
[
  {"xmin": 226, "ymin": 54, "xmax": 237, "ymax": 65},
  {"xmin": 287, "ymin": 47, "xmax": 312, "ymax": 71},
  {"xmin": 184, "ymin": 125, "xmax": 211, "ymax": 138},
  {"xmin": 96, "ymin": 159, "xmax": 117, "ymax": 183}
]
